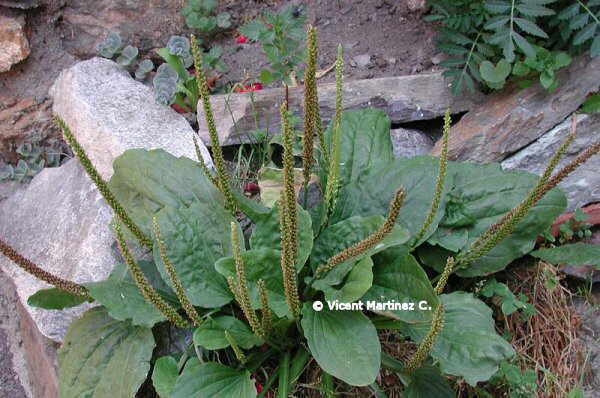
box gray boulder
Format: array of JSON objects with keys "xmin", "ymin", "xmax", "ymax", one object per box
[
  {"xmin": 502, "ymin": 113, "xmax": 600, "ymax": 211},
  {"xmin": 50, "ymin": 57, "xmax": 213, "ymax": 179},
  {"xmin": 390, "ymin": 127, "xmax": 434, "ymax": 158},
  {"xmin": 0, "ymin": 159, "xmax": 115, "ymax": 342}
]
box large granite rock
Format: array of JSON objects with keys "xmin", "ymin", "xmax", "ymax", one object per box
[
  {"xmin": 0, "ymin": 14, "xmax": 30, "ymax": 73},
  {"xmin": 50, "ymin": 57, "xmax": 213, "ymax": 179},
  {"xmin": 390, "ymin": 127, "xmax": 434, "ymax": 158},
  {"xmin": 197, "ymin": 72, "xmax": 484, "ymax": 146},
  {"xmin": 0, "ymin": 159, "xmax": 115, "ymax": 342},
  {"xmin": 502, "ymin": 113, "xmax": 600, "ymax": 211},
  {"xmin": 432, "ymin": 55, "xmax": 600, "ymax": 162}
]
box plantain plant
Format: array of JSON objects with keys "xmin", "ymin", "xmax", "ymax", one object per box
[{"xmin": 2, "ymin": 26, "xmax": 599, "ymax": 398}]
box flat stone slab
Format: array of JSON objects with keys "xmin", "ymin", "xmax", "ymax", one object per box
[
  {"xmin": 51, "ymin": 57, "xmax": 213, "ymax": 179},
  {"xmin": 502, "ymin": 113, "xmax": 600, "ymax": 211},
  {"xmin": 197, "ymin": 72, "xmax": 485, "ymax": 146},
  {"xmin": 0, "ymin": 160, "xmax": 115, "ymax": 342},
  {"xmin": 432, "ymin": 55, "xmax": 600, "ymax": 162}
]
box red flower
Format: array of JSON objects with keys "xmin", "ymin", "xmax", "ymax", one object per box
[
  {"xmin": 171, "ymin": 104, "xmax": 188, "ymax": 114},
  {"xmin": 236, "ymin": 35, "xmax": 249, "ymax": 44},
  {"xmin": 235, "ymin": 82, "xmax": 263, "ymax": 93},
  {"xmin": 255, "ymin": 382, "xmax": 263, "ymax": 393}
]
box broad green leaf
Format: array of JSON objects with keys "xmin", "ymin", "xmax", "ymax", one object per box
[
  {"xmin": 153, "ymin": 200, "xmax": 239, "ymax": 308},
  {"xmin": 232, "ymin": 189, "xmax": 270, "ymax": 222},
  {"xmin": 427, "ymin": 227, "xmax": 468, "ymax": 252},
  {"xmin": 311, "ymin": 216, "xmax": 410, "ymax": 290},
  {"xmin": 436, "ymin": 162, "xmax": 566, "ymax": 276},
  {"xmin": 480, "ymin": 60, "xmax": 511, "ymax": 83},
  {"xmin": 301, "ymin": 304, "xmax": 381, "ymax": 386},
  {"xmin": 27, "ymin": 288, "xmax": 88, "ymax": 310},
  {"xmin": 319, "ymin": 108, "xmax": 394, "ymax": 190},
  {"xmin": 363, "ymin": 247, "xmax": 439, "ymax": 324},
  {"xmin": 171, "ymin": 359, "xmax": 256, "ymax": 398},
  {"xmin": 403, "ymin": 366, "xmax": 454, "ymax": 398},
  {"xmin": 400, "ymin": 292, "xmax": 515, "ymax": 385},
  {"xmin": 58, "ymin": 307, "xmax": 155, "ymax": 398},
  {"xmin": 215, "ymin": 248, "xmax": 290, "ymax": 317},
  {"xmin": 581, "ymin": 94, "xmax": 600, "ymax": 114},
  {"xmin": 320, "ymin": 256, "xmax": 374, "ymax": 303},
  {"xmin": 193, "ymin": 316, "xmax": 262, "ymax": 350},
  {"xmin": 85, "ymin": 261, "xmax": 179, "ymax": 327},
  {"xmin": 108, "ymin": 149, "xmax": 224, "ymax": 239},
  {"xmin": 331, "ymin": 156, "xmax": 452, "ymax": 246},
  {"xmin": 531, "ymin": 242, "xmax": 600, "ymax": 266},
  {"xmin": 250, "ymin": 202, "xmax": 313, "ymax": 270},
  {"xmin": 152, "ymin": 356, "xmax": 179, "ymax": 398}
]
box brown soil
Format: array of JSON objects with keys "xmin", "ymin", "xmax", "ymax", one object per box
[{"xmin": 0, "ymin": 0, "xmax": 439, "ymax": 164}]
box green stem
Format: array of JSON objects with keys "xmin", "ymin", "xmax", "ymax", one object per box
[{"xmin": 277, "ymin": 351, "xmax": 291, "ymax": 398}]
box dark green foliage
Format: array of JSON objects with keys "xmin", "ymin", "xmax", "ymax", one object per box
[
  {"xmin": 58, "ymin": 307, "xmax": 155, "ymax": 398},
  {"xmin": 478, "ymin": 278, "xmax": 536, "ymax": 317},
  {"xmin": 85, "ymin": 261, "xmax": 180, "ymax": 327},
  {"xmin": 581, "ymin": 93, "xmax": 600, "ymax": 113},
  {"xmin": 151, "ymin": 356, "xmax": 179, "ymax": 398},
  {"xmin": 300, "ymin": 304, "xmax": 381, "ymax": 386},
  {"xmin": 27, "ymin": 288, "xmax": 89, "ymax": 310},
  {"xmin": 239, "ymin": 5, "xmax": 307, "ymax": 85},
  {"xmin": 426, "ymin": 0, "xmax": 598, "ymax": 94},
  {"xmin": 531, "ymin": 241, "xmax": 600, "ymax": 266},
  {"xmin": 171, "ymin": 359, "xmax": 256, "ymax": 397}
]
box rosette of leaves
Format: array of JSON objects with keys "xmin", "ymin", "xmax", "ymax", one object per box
[
  {"xmin": 10, "ymin": 29, "xmax": 600, "ymax": 398},
  {"xmin": 96, "ymin": 31, "xmax": 123, "ymax": 58},
  {"xmin": 153, "ymin": 36, "xmax": 226, "ymax": 112},
  {"xmin": 239, "ymin": 4, "xmax": 307, "ymax": 85},
  {"xmin": 152, "ymin": 64, "xmax": 179, "ymax": 106},
  {"xmin": 134, "ymin": 59, "xmax": 154, "ymax": 81},
  {"xmin": 181, "ymin": 0, "xmax": 231, "ymax": 35}
]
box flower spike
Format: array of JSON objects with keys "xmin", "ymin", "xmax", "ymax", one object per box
[
  {"xmin": 191, "ymin": 34, "xmax": 236, "ymax": 214},
  {"xmin": 115, "ymin": 223, "xmax": 188, "ymax": 328},
  {"xmin": 316, "ymin": 188, "xmax": 405, "ymax": 277},
  {"xmin": 405, "ymin": 303, "xmax": 445, "ymax": 373},
  {"xmin": 153, "ymin": 217, "xmax": 202, "ymax": 327},
  {"xmin": 55, "ymin": 117, "xmax": 152, "ymax": 249},
  {"xmin": 229, "ymin": 222, "xmax": 264, "ymax": 337},
  {"xmin": 302, "ymin": 25, "xmax": 319, "ymax": 200},
  {"xmin": 0, "ymin": 237, "xmax": 90, "ymax": 298},
  {"xmin": 412, "ymin": 109, "xmax": 450, "ymax": 247}
]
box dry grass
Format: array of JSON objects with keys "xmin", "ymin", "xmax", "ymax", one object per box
[{"xmin": 503, "ymin": 261, "xmax": 585, "ymax": 397}]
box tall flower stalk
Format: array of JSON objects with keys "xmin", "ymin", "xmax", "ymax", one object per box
[
  {"xmin": 322, "ymin": 45, "xmax": 344, "ymax": 223},
  {"xmin": 456, "ymin": 117, "xmax": 599, "ymax": 269},
  {"xmin": 227, "ymin": 222, "xmax": 265, "ymax": 337},
  {"xmin": 153, "ymin": 217, "xmax": 202, "ymax": 327},
  {"xmin": 316, "ymin": 188, "xmax": 405, "ymax": 278},
  {"xmin": 411, "ymin": 109, "xmax": 450, "ymax": 247},
  {"xmin": 56, "ymin": 117, "xmax": 152, "ymax": 249},
  {"xmin": 279, "ymin": 104, "xmax": 301, "ymax": 318},
  {"xmin": 301, "ymin": 25, "xmax": 319, "ymax": 207},
  {"xmin": 115, "ymin": 223, "xmax": 188, "ymax": 328},
  {"xmin": 0, "ymin": 238, "xmax": 90, "ymax": 298},
  {"xmin": 191, "ymin": 34, "xmax": 236, "ymax": 214}
]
